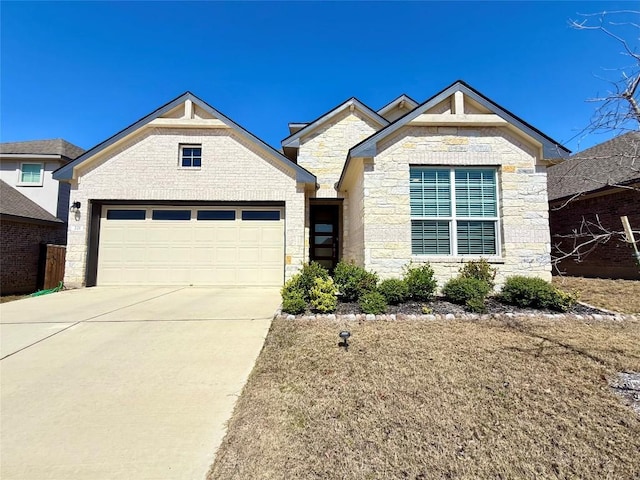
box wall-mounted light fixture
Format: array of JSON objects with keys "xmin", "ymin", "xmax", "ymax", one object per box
[{"xmin": 70, "ymin": 201, "xmax": 82, "ymax": 221}]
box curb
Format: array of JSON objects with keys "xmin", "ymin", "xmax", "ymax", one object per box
[{"xmin": 275, "ymin": 310, "xmax": 638, "ymax": 322}]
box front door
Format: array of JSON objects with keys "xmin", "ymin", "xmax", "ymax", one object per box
[{"xmin": 310, "ymin": 205, "xmax": 340, "ymax": 271}]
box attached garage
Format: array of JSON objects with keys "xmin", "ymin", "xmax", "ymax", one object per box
[
  {"xmin": 96, "ymin": 205, "xmax": 285, "ymax": 287},
  {"xmin": 53, "ymin": 92, "xmax": 316, "ymax": 289}
]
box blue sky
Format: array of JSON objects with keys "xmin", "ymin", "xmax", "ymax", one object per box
[{"xmin": 1, "ymin": 1, "xmax": 636, "ymax": 153}]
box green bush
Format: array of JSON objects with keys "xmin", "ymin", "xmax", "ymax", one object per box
[
  {"xmin": 281, "ymin": 274, "xmax": 307, "ymax": 314},
  {"xmin": 359, "ymin": 291, "xmax": 387, "ymax": 314},
  {"xmin": 403, "ymin": 263, "xmax": 438, "ymax": 301},
  {"xmin": 310, "ymin": 277, "xmax": 338, "ymax": 313},
  {"xmin": 281, "ymin": 290, "xmax": 307, "ymax": 314},
  {"xmin": 298, "ymin": 262, "xmax": 330, "ymax": 301},
  {"xmin": 441, "ymin": 277, "xmax": 491, "ymax": 313},
  {"xmin": 458, "ymin": 259, "xmax": 497, "ymax": 289},
  {"xmin": 333, "ymin": 261, "xmax": 378, "ymax": 302},
  {"xmin": 500, "ymin": 276, "xmax": 577, "ymax": 312},
  {"xmin": 378, "ymin": 278, "xmax": 409, "ymax": 305}
]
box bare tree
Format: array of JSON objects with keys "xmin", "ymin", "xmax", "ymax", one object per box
[
  {"xmin": 549, "ymin": 11, "xmax": 640, "ymax": 275},
  {"xmin": 569, "ymin": 10, "xmax": 640, "ymax": 136}
]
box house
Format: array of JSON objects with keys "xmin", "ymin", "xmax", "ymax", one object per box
[
  {"xmin": 547, "ymin": 132, "xmax": 640, "ymax": 279},
  {"xmin": 0, "ymin": 139, "xmax": 85, "ymax": 224},
  {"xmin": 0, "ymin": 139, "xmax": 84, "ymax": 294},
  {"xmin": 0, "ymin": 180, "xmax": 66, "ymax": 293},
  {"xmin": 53, "ymin": 81, "xmax": 569, "ymax": 289}
]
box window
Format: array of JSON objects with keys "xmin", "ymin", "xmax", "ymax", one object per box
[
  {"xmin": 241, "ymin": 210, "xmax": 280, "ymax": 221},
  {"xmin": 180, "ymin": 145, "xmax": 202, "ymax": 167},
  {"xmin": 106, "ymin": 209, "xmax": 146, "ymax": 220},
  {"xmin": 410, "ymin": 167, "xmax": 498, "ymax": 256},
  {"xmin": 19, "ymin": 163, "xmax": 43, "ymax": 185},
  {"xmin": 152, "ymin": 210, "xmax": 191, "ymax": 220},
  {"xmin": 197, "ymin": 210, "xmax": 235, "ymax": 220}
]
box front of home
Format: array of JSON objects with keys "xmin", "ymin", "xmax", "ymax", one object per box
[{"xmin": 54, "ymin": 81, "xmax": 569, "ymax": 289}]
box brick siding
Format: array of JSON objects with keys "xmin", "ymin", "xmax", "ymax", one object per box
[
  {"xmin": 550, "ymin": 188, "xmax": 640, "ymax": 279},
  {"xmin": 65, "ymin": 127, "xmax": 306, "ymax": 287},
  {"xmin": 1, "ymin": 219, "xmax": 66, "ymax": 294}
]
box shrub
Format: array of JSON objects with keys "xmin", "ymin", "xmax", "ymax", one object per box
[
  {"xmin": 298, "ymin": 262, "xmax": 330, "ymax": 301},
  {"xmin": 333, "ymin": 261, "xmax": 378, "ymax": 302},
  {"xmin": 500, "ymin": 276, "xmax": 577, "ymax": 312},
  {"xmin": 458, "ymin": 259, "xmax": 497, "ymax": 289},
  {"xmin": 281, "ymin": 274, "xmax": 307, "ymax": 314},
  {"xmin": 310, "ymin": 277, "xmax": 338, "ymax": 313},
  {"xmin": 442, "ymin": 277, "xmax": 491, "ymax": 304},
  {"xmin": 378, "ymin": 278, "xmax": 409, "ymax": 305},
  {"xmin": 359, "ymin": 291, "xmax": 387, "ymax": 314},
  {"xmin": 442, "ymin": 277, "xmax": 491, "ymax": 313},
  {"xmin": 403, "ymin": 263, "xmax": 438, "ymax": 301}
]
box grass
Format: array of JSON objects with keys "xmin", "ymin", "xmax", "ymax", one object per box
[
  {"xmin": 209, "ymin": 316, "xmax": 640, "ymax": 479},
  {"xmin": 0, "ymin": 294, "xmax": 30, "ymax": 304},
  {"xmin": 552, "ymin": 276, "xmax": 640, "ymax": 314}
]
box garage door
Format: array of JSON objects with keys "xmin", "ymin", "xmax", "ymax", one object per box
[{"xmin": 97, "ymin": 206, "xmax": 284, "ymax": 286}]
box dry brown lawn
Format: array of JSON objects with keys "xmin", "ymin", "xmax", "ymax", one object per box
[
  {"xmin": 552, "ymin": 276, "xmax": 640, "ymax": 314},
  {"xmin": 209, "ymin": 317, "xmax": 640, "ymax": 480},
  {"xmin": 0, "ymin": 294, "xmax": 30, "ymax": 304}
]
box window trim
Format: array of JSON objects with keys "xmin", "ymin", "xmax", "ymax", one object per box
[
  {"xmin": 17, "ymin": 162, "xmax": 44, "ymax": 186},
  {"xmin": 179, "ymin": 144, "xmax": 202, "ymax": 169},
  {"xmin": 410, "ymin": 166, "xmax": 501, "ymax": 257}
]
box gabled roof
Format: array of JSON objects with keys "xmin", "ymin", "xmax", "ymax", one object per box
[
  {"xmin": 53, "ymin": 92, "xmax": 316, "ymax": 184},
  {"xmin": 547, "ymin": 131, "xmax": 640, "ymax": 201},
  {"xmin": 281, "ymin": 97, "xmax": 389, "ymax": 148},
  {"xmin": 0, "ymin": 139, "xmax": 84, "ymax": 161},
  {"xmin": 377, "ymin": 94, "xmax": 419, "ymax": 116},
  {"xmin": 337, "ymin": 80, "xmax": 571, "ymax": 190},
  {"xmin": 0, "ymin": 180, "xmax": 62, "ymax": 224}
]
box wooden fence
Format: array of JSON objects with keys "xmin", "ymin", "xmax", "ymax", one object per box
[{"xmin": 38, "ymin": 244, "xmax": 66, "ymax": 290}]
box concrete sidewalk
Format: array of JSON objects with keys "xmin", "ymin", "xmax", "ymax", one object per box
[{"xmin": 0, "ymin": 287, "xmax": 279, "ymax": 480}]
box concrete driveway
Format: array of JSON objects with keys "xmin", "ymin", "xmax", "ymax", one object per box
[{"xmin": 0, "ymin": 286, "xmax": 279, "ymax": 480}]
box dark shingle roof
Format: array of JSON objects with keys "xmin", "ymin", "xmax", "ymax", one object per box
[
  {"xmin": 0, "ymin": 180, "xmax": 62, "ymax": 223},
  {"xmin": 547, "ymin": 131, "xmax": 640, "ymax": 201},
  {"xmin": 0, "ymin": 139, "xmax": 84, "ymax": 161}
]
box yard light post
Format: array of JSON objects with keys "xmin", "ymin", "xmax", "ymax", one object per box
[{"xmin": 339, "ymin": 331, "xmax": 351, "ymax": 351}]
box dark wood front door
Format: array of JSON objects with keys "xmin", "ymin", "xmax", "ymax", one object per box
[{"xmin": 310, "ymin": 205, "xmax": 340, "ymax": 271}]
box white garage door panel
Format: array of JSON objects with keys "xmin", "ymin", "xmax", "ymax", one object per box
[{"xmin": 97, "ymin": 206, "xmax": 284, "ymax": 286}]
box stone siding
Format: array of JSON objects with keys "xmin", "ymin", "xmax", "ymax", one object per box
[
  {"xmin": 64, "ymin": 128, "xmax": 306, "ymax": 287},
  {"xmin": 550, "ymin": 188, "xmax": 640, "ymax": 279},
  {"xmin": 296, "ymin": 109, "xmax": 380, "ymax": 198},
  {"xmin": 342, "ymin": 160, "xmax": 365, "ymax": 264},
  {"xmin": 361, "ymin": 126, "xmax": 550, "ymax": 287},
  {"xmin": 1, "ymin": 219, "xmax": 66, "ymax": 294}
]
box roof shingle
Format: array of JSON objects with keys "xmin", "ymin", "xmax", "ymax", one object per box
[
  {"xmin": 0, "ymin": 139, "xmax": 84, "ymax": 161},
  {"xmin": 547, "ymin": 131, "xmax": 640, "ymax": 201},
  {"xmin": 0, "ymin": 180, "xmax": 62, "ymax": 223}
]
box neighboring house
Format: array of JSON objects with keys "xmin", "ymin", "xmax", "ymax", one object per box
[
  {"xmin": 547, "ymin": 132, "xmax": 640, "ymax": 279},
  {"xmin": 0, "ymin": 139, "xmax": 85, "ymax": 223},
  {"xmin": 53, "ymin": 81, "xmax": 569, "ymax": 289},
  {"xmin": 0, "ymin": 180, "xmax": 66, "ymax": 293}
]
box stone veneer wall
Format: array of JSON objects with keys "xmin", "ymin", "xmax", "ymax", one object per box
[
  {"xmin": 296, "ymin": 109, "xmax": 380, "ymax": 198},
  {"xmin": 64, "ymin": 128, "xmax": 307, "ymax": 287},
  {"xmin": 296, "ymin": 108, "xmax": 382, "ymax": 260},
  {"xmin": 342, "ymin": 160, "xmax": 365, "ymax": 264},
  {"xmin": 360, "ymin": 126, "xmax": 551, "ymax": 287}
]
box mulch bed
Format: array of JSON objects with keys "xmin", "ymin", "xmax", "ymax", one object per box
[{"xmin": 333, "ymin": 296, "xmax": 608, "ymax": 316}]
